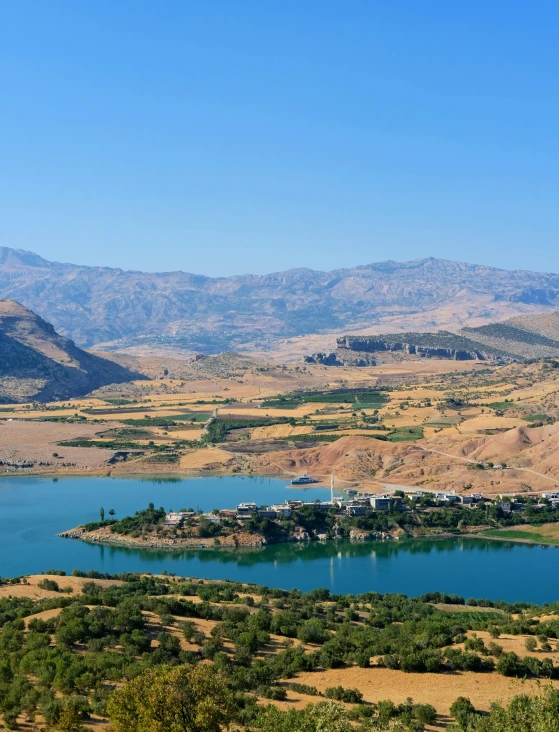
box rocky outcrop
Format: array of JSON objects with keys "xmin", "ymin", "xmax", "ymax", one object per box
[
  {"xmin": 338, "ymin": 336, "xmax": 487, "ymax": 361},
  {"xmin": 304, "ymin": 351, "xmax": 377, "ymax": 366},
  {"xmin": 335, "ymin": 331, "xmax": 519, "ymax": 363}
]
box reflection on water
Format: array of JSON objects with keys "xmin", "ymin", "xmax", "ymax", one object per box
[{"xmin": 0, "ymin": 476, "xmax": 558, "ymax": 603}]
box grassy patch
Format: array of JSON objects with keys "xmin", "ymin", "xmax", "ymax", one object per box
[
  {"xmin": 434, "ymin": 610, "xmax": 506, "ymax": 621},
  {"xmin": 141, "ymin": 452, "xmax": 180, "ymax": 463},
  {"xmin": 485, "ymin": 401, "xmax": 515, "ymax": 411},
  {"xmin": 481, "ymin": 528, "xmax": 559, "ymax": 545},
  {"xmin": 172, "ymin": 413, "xmax": 211, "ymax": 422},
  {"xmin": 262, "ymin": 389, "xmax": 390, "ymax": 409},
  {"xmin": 524, "ymin": 413, "xmax": 549, "ymax": 421},
  {"xmin": 387, "ymin": 426, "xmax": 424, "ymax": 442}
]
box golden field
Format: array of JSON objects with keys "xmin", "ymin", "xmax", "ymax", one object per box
[{"xmin": 0, "ymin": 352, "xmax": 557, "ymax": 496}]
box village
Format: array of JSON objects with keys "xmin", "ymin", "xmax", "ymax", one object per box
[{"xmin": 71, "ymin": 473, "xmax": 557, "ymax": 552}]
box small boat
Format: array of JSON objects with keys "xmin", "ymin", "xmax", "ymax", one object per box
[{"xmin": 291, "ymin": 474, "xmax": 320, "ymax": 485}]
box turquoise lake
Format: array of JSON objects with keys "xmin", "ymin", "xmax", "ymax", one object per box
[{"xmin": 1, "ymin": 475, "xmax": 559, "ymax": 604}]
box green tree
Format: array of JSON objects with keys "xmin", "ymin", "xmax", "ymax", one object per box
[
  {"xmin": 257, "ymin": 701, "xmax": 353, "ymax": 732},
  {"xmin": 99, "ymin": 507, "xmax": 105, "ymax": 522},
  {"xmin": 450, "ymin": 697, "xmax": 477, "ymax": 730},
  {"xmin": 107, "ymin": 664, "xmax": 233, "ymax": 732},
  {"xmin": 525, "ymin": 636, "xmax": 538, "ymax": 652},
  {"xmin": 464, "ymin": 687, "xmax": 559, "ymax": 732},
  {"xmin": 108, "ymin": 508, "xmax": 116, "ymax": 516}
]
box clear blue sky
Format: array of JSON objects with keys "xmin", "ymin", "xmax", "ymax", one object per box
[{"xmin": 1, "ymin": 1, "xmax": 558, "ymax": 276}]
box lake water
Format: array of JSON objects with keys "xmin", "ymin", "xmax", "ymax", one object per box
[{"xmin": 2, "ymin": 475, "xmax": 559, "ymax": 604}]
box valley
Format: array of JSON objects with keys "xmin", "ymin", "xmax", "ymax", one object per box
[{"xmin": 1, "ymin": 347, "xmax": 558, "ymax": 502}]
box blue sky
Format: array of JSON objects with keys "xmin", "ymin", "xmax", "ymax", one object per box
[{"xmin": 1, "ymin": 1, "xmax": 558, "ymax": 276}]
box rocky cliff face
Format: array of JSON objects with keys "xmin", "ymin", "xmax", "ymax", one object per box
[
  {"xmin": 0, "ymin": 300, "xmax": 144, "ymax": 402},
  {"xmin": 1, "ymin": 248, "xmax": 559, "ymax": 351},
  {"xmin": 337, "ymin": 335, "xmax": 492, "ymax": 361},
  {"xmin": 305, "ymin": 330, "xmax": 518, "ymax": 366}
]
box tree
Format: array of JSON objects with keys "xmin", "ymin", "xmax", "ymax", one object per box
[
  {"xmin": 465, "ymin": 687, "xmax": 559, "ymax": 731},
  {"xmin": 107, "ymin": 664, "xmax": 233, "ymax": 732},
  {"xmin": 525, "ymin": 636, "xmax": 538, "ymax": 652},
  {"xmin": 450, "ymin": 697, "xmax": 477, "ymax": 730},
  {"xmin": 108, "ymin": 508, "xmax": 116, "ymax": 516},
  {"xmin": 99, "ymin": 507, "xmax": 105, "ymax": 522},
  {"xmin": 257, "ymin": 701, "xmax": 353, "ymax": 732}
]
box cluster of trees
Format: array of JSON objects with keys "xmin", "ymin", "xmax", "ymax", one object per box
[
  {"xmin": 3, "ymin": 572, "xmax": 559, "ymax": 729},
  {"xmin": 84, "ymin": 503, "xmax": 166, "ymax": 534},
  {"xmin": 203, "ymin": 416, "xmax": 295, "ymax": 444}
]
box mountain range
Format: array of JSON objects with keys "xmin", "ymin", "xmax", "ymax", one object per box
[
  {"xmin": 0, "ymin": 299, "xmax": 142, "ymax": 403},
  {"xmin": 1, "ymin": 247, "xmax": 559, "ymax": 354}
]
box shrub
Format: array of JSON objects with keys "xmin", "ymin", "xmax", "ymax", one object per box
[
  {"xmin": 450, "ymin": 696, "xmax": 476, "ymax": 729},
  {"xmin": 414, "ymin": 703, "xmax": 437, "ymax": 724},
  {"xmin": 38, "ymin": 578, "xmax": 60, "ymax": 592}
]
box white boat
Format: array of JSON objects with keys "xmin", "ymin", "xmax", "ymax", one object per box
[{"xmin": 291, "ymin": 474, "xmax": 320, "ymax": 485}]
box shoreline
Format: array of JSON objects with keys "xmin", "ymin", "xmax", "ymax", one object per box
[
  {"xmin": 58, "ymin": 523, "xmax": 397, "ymax": 551},
  {"xmin": 58, "ymin": 525, "xmax": 559, "ymax": 553}
]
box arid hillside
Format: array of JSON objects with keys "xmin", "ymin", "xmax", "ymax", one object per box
[
  {"xmin": 0, "ymin": 299, "xmax": 143, "ymax": 403},
  {"xmin": 307, "ymin": 311, "xmax": 559, "ymax": 366},
  {"xmin": 1, "ymin": 247, "xmax": 559, "ymax": 353},
  {"xmin": 0, "ymin": 345, "xmax": 558, "ymax": 495}
]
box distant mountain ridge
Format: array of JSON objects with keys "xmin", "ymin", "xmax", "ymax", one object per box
[
  {"xmin": 1, "ymin": 247, "xmax": 559, "ymax": 352},
  {"xmin": 0, "ymin": 300, "xmax": 143, "ymax": 403}
]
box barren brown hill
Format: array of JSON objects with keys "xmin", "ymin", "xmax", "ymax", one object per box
[
  {"xmin": 249, "ymin": 425, "xmax": 559, "ymax": 494},
  {"xmin": 430, "ymin": 422, "xmax": 559, "ymax": 477},
  {"xmin": 0, "ymin": 299, "xmax": 143, "ymax": 403}
]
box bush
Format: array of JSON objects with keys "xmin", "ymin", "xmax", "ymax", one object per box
[
  {"xmin": 38, "ymin": 578, "xmax": 60, "ymax": 592},
  {"xmin": 525, "ymin": 636, "xmax": 538, "ymax": 652},
  {"xmin": 325, "ymin": 686, "xmax": 363, "ymax": 704},
  {"xmin": 450, "ymin": 696, "xmax": 476, "ymax": 729},
  {"xmin": 258, "ymin": 685, "xmax": 287, "ymax": 701},
  {"xmin": 414, "ymin": 703, "xmax": 437, "ymax": 724},
  {"xmin": 297, "ymin": 618, "xmax": 329, "ymax": 645}
]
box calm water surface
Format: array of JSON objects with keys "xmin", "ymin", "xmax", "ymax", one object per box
[{"xmin": 1, "ymin": 476, "xmax": 559, "ymax": 604}]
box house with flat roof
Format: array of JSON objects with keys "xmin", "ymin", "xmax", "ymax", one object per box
[
  {"xmin": 370, "ymin": 495, "xmax": 401, "ymax": 511},
  {"xmin": 345, "ymin": 504, "xmax": 368, "ymax": 516}
]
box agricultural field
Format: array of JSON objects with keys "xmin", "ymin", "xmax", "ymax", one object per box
[{"xmin": 0, "ymin": 352, "xmax": 557, "ymax": 497}]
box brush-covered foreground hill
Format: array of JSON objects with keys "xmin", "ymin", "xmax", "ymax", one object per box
[
  {"xmin": 461, "ymin": 312, "xmax": 559, "ymax": 359},
  {"xmin": 1, "ymin": 247, "xmax": 559, "ymax": 352},
  {"xmin": 0, "ymin": 300, "xmax": 144, "ymax": 403}
]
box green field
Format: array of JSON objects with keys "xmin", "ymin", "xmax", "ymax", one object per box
[
  {"xmin": 261, "ymin": 389, "xmax": 390, "ymax": 409},
  {"xmin": 387, "ymin": 426, "xmax": 424, "ymax": 442},
  {"xmin": 482, "ymin": 528, "xmax": 559, "ymax": 545},
  {"xmin": 172, "ymin": 412, "xmax": 211, "ymax": 422},
  {"xmin": 485, "ymin": 401, "xmax": 515, "ymax": 411}
]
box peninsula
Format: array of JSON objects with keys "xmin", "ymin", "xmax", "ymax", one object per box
[{"xmin": 60, "ymin": 487, "xmax": 559, "ymax": 551}]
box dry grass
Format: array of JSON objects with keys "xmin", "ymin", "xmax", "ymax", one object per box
[
  {"xmin": 459, "ymin": 415, "xmax": 526, "ymax": 433},
  {"xmin": 179, "ymin": 448, "xmax": 234, "ymax": 469},
  {"xmin": 292, "ymin": 666, "xmax": 554, "ymax": 716},
  {"xmin": 0, "ymin": 575, "xmax": 123, "ymax": 600}
]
